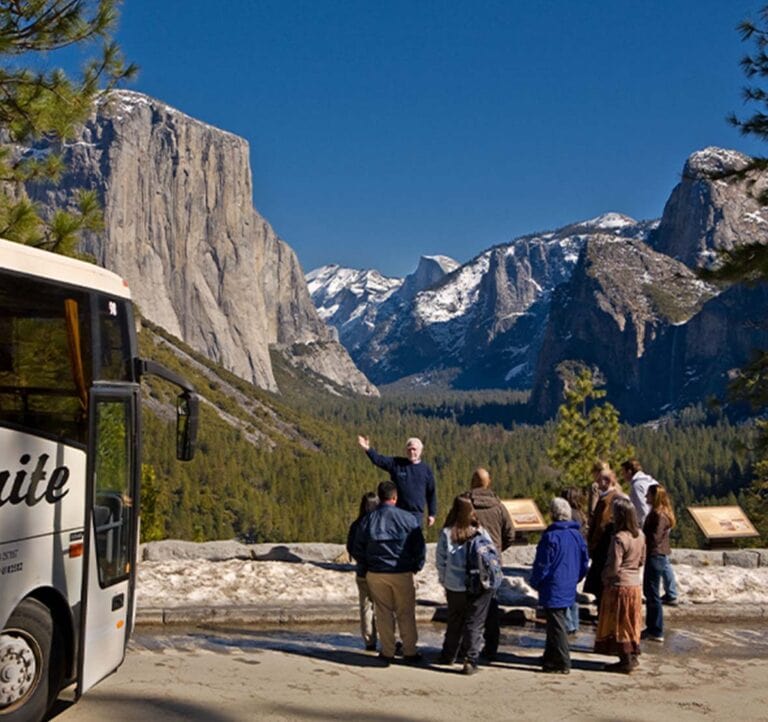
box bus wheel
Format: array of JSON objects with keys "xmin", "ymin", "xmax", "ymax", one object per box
[{"xmin": 0, "ymin": 598, "xmax": 52, "ymax": 722}]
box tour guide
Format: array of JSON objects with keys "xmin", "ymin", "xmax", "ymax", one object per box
[{"xmin": 357, "ymin": 435, "xmax": 437, "ymax": 526}]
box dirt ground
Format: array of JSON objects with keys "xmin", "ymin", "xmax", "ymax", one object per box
[{"xmin": 49, "ymin": 623, "xmax": 768, "ymax": 722}]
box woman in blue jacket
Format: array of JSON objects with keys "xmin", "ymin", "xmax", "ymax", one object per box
[{"xmin": 529, "ymin": 497, "xmax": 590, "ymax": 674}]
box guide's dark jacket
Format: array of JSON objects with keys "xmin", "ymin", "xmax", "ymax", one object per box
[
  {"xmin": 351, "ymin": 502, "xmax": 426, "ymax": 576},
  {"xmin": 365, "ymin": 448, "xmax": 437, "ymax": 519}
]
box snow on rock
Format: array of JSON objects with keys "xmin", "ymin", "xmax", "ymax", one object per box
[
  {"xmin": 414, "ymin": 253, "xmax": 490, "ymax": 324},
  {"xmin": 684, "ymin": 147, "xmax": 753, "ymax": 179},
  {"xmin": 582, "ymin": 212, "xmax": 638, "ymax": 230}
]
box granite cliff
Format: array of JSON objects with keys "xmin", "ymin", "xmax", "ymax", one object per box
[
  {"xmin": 26, "ymin": 90, "xmax": 377, "ymax": 397},
  {"xmin": 531, "ymin": 147, "xmax": 768, "ymax": 420}
]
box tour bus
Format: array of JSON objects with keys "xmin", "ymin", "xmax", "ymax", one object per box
[{"xmin": 0, "ymin": 238, "xmax": 199, "ymax": 721}]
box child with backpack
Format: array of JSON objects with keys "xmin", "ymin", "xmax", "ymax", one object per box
[{"xmin": 435, "ymin": 494, "xmax": 503, "ymax": 675}]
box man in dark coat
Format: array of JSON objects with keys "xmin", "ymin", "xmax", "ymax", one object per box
[
  {"xmin": 352, "ymin": 480, "xmax": 426, "ymax": 664},
  {"xmin": 358, "ymin": 435, "xmax": 437, "ymax": 526},
  {"xmin": 529, "ymin": 497, "xmax": 590, "ymax": 674},
  {"xmin": 466, "ymin": 467, "xmax": 515, "ymax": 659}
]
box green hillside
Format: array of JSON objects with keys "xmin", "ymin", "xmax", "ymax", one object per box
[{"xmin": 137, "ymin": 320, "xmax": 763, "ymax": 547}]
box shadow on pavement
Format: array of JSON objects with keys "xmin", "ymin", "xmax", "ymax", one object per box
[{"xmin": 46, "ymin": 693, "xmax": 239, "ymax": 722}]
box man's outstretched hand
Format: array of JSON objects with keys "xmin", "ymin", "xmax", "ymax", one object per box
[{"xmin": 357, "ymin": 435, "xmax": 370, "ymax": 451}]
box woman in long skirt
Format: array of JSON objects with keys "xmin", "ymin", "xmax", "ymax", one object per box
[{"xmin": 594, "ymin": 496, "xmax": 646, "ymax": 673}]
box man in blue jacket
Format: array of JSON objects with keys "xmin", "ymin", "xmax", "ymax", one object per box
[
  {"xmin": 529, "ymin": 497, "xmax": 590, "ymax": 674},
  {"xmin": 352, "ymin": 480, "xmax": 426, "ymax": 665},
  {"xmin": 357, "ymin": 435, "xmax": 437, "ymax": 526}
]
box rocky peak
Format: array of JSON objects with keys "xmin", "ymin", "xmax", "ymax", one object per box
[
  {"xmin": 683, "ymin": 147, "xmax": 752, "ymax": 180},
  {"xmin": 399, "ymin": 254, "xmax": 460, "ymax": 301},
  {"xmin": 650, "ymin": 146, "xmax": 768, "ymax": 268}
]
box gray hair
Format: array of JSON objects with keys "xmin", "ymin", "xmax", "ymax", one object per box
[{"xmin": 550, "ymin": 497, "xmax": 572, "ymax": 522}]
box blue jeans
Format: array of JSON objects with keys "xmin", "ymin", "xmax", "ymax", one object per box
[
  {"xmin": 565, "ymin": 600, "xmax": 580, "ymax": 633},
  {"xmin": 644, "ymin": 554, "xmax": 665, "ymax": 636},
  {"xmin": 662, "ymin": 556, "xmax": 678, "ymax": 600}
]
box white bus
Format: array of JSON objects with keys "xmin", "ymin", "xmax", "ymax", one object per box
[{"xmin": 0, "ymin": 238, "xmax": 199, "ymax": 721}]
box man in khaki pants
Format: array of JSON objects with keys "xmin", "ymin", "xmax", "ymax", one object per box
[{"xmin": 352, "ymin": 480, "xmax": 426, "ymax": 664}]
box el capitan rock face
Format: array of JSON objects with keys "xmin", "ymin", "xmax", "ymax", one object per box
[{"xmin": 26, "ymin": 90, "xmax": 377, "ymax": 397}]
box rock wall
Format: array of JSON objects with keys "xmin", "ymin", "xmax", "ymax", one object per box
[
  {"xmin": 27, "ymin": 90, "xmax": 377, "ymax": 396},
  {"xmin": 651, "ymin": 147, "xmax": 768, "ymax": 267}
]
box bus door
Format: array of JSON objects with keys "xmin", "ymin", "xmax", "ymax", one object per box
[{"xmin": 77, "ymin": 385, "xmax": 139, "ymax": 695}]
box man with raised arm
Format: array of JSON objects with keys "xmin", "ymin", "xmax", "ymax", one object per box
[{"xmin": 357, "ymin": 435, "xmax": 437, "ymax": 526}]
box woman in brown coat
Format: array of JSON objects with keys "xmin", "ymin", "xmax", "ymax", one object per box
[{"xmin": 583, "ymin": 467, "xmax": 624, "ymax": 607}]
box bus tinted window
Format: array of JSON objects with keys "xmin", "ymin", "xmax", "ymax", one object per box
[
  {"xmin": 93, "ymin": 398, "xmax": 134, "ymax": 586},
  {"xmin": 96, "ymin": 296, "xmax": 133, "ymax": 381},
  {"xmin": 0, "ymin": 275, "xmax": 91, "ymax": 444}
]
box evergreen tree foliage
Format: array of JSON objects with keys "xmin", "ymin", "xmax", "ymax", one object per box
[
  {"xmin": 547, "ymin": 368, "xmax": 634, "ymax": 487},
  {"xmin": 0, "ymin": 0, "xmax": 135, "ymax": 254}
]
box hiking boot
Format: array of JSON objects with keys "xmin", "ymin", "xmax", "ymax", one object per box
[
  {"xmin": 542, "ymin": 666, "xmax": 570, "ymax": 674},
  {"xmin": 403, "ymin": 652, "xmax": 423, "ymax": 665},
  {"xmin": 604, "ymin": 660, "xmax": 633, "ymax": 674},
  {"xmin": 435, "ymin": 654, "xmax": 455, "ymax": 665},
  {"xmin": 662, "ymin": 596, "xmax": 679, "ymax": 607},
  {"xmin": 462, "ymin": 661, "xmax": 479, "ymax": 675},
  {"xmin": 377, "ymin": 653, "xmax": 394, "ymax": 666}
]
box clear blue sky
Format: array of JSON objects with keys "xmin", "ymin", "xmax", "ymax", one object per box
[{"xmin": 108, "ymin": 1, "xmax": 766, "ymax": 277}]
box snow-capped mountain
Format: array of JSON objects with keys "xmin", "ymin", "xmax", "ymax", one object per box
[
  {"xmin": 306, "ymin": 255, "xmax": 458, "ymax": 354},
  {"xmin": 306, "ymin": 148, "xmax": 768, "ymax": 421},
  {"xmin": 308, "ymin": 214, "xmax": 655, "ymax": 389}
]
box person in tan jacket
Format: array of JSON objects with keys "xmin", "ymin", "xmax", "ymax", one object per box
[{"xmin": 466, "ymin": 468, "xmax": 514, "ymax": 660}]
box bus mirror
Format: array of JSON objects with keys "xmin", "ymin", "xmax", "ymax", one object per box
[{"xmin": 176, "ymin": 391, "xmax": 199, "ymax": 461}]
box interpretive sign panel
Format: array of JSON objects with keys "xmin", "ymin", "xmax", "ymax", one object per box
[
  {"xmin": 501, "ymin": 498, "xmax": 546, "ymax": 532},
  {"xmin": 687, "ymin": 505, "xmax": 759, "ymax": 540}
]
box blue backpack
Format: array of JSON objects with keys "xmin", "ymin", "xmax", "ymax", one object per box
[{"xmin": 465, "ymin": 533, "xmax": 503, "ymax": 594}]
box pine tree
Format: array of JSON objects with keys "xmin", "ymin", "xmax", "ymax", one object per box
[
  {"xmin": 0, "ymin": 1, "xmax": 135, "ymax": 254},
  {"xmin": 547, "ymin": 368, "xmax": 634, "ymax": 487}
]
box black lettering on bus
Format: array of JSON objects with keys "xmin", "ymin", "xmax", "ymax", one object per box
[
  {"xmin": 45, "ymin": 465, "xmax": 70, "ymax": 503},
  {"xmin": 0, "ymin": 454, "xmax": 70, "ymax": 508}
]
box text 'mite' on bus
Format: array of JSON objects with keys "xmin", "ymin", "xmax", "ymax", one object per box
[{"xmin": 0, "ymin": 238, "xmax": 199, "ymax": 722}]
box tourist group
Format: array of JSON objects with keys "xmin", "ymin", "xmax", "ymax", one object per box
[{"xmin": 348, "ymin": 435, "xmax": 678, "ymax": 675}]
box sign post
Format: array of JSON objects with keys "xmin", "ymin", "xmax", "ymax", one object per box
[
  {"xmin": 501, "ymin": 498, "xmax": 547, "ymax": 544},
  {"xmin": 687, "ymin": 505, "xmax": 759, "ymax": 549}
]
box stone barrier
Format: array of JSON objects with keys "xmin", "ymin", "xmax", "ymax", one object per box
[{"xmin": 142, "ymin": 541, "xmax": 767, "ymax": 567}]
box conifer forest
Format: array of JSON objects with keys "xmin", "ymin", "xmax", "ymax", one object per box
[{"xmin": 138, "ymin": 321, "xmax": 765, "ymax": 548}]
